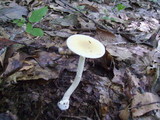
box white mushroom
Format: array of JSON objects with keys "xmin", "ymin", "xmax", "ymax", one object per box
[{"xmin": 57, "ymin": 34, "xmax": 105, "ymax": 110}]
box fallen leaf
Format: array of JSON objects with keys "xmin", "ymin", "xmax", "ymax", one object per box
[
  {"xmin": 0, "ymin": 27, "xmax": 10, "ymax": 38},
  {"xmin": 112, "ymin": 68, "xmax": 125, "ymax": 87},
  {"xmin": 95, "ymin": 28, "xmax": 116, "ymax": 45},
  {"xmin": 45, "ymin": 30, "xmax": 73, "ymax": 38},
  {"xmin": 125, "ymin": 69, "xmax": 140, "ymax": 88},
  {"xmin": 20, "ymin": 61, "xmax": 34, "ymax": 71},
  {"xmin": 79, "ymin": 3, "xmax": 99, "ymax": 12},
  {"xmin": 83, "ymin": 85, "xmax": 93, "ymax": 94},
  {"xmin": 51, "ymin": 14, "xmax": 79, "ymax": 27},
  {"xmin": 138, "ymin": 22, "xmax": 150, "ymax": 32},
  {"xmin": 131, "ymin": 92, "xmax": 160, "ymax": 117},
  {"xmin": 0, "ymin": 48, "xmax": 7, "ymax": 67},
  {"xmin": 35, "ymin": 51, "xmax": 61, "ymax": 68},
  {"xmin": 100, "ymin": 104, "xmax": 109, "ymax": 118},
  {"xmin": 119, "ymin": 106, "xmax": 130, "ymax": 120},
  {"xmin": 77, "ymin": 17, "xmax": 96, "ymax": 30},
  {"xmin": 0, "ymin": 5, "xmax": 28, "ymax": 21},
  {"xmin": 95, "ymin": 76, "xmax": 111, "ymax": 104},
  {"xmin": 100, "ymin": 50, "xmax": 114, "ymax": 72},
  {"xmin": 107, "ymin": 46, "xmax": 133, "ymax": 60},
  {"xmin": 6, "ymin": 59, "xmax": 59, "ymax": 82},
  {"xmin": 0, "ymin": 38, "xmax": 16, "ymax": 49},
  {"xmin": 2, "ymin": 52, "xmax": 23, "ymax": 77}
]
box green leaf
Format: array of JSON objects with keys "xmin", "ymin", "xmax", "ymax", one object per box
[
  {"xmin": 12, "ymin": 18, "xmax": 26, "ymax": 27},
  {"xmin": 26, "ymin": 23, "xmax": 44, "ymax": 36},
  {"xmin": 29, "ymin": 6, "xmax": 48, "ymax": 23},
  {"xmin": 30, "ymin": 28, "xmax": 44, "ymax": 36},
  {"xmin": 12, "ymin": 19, "xmax": 19, "ymax": 24},
  {"xmin": 26, "ymin": 23, "xmax": 33, "ymax": 33},
  {"xmin": 77, "ymin": 5, "xmax": 85, "ymax": 10},
  {"xmin": 102, "ymin": 16, "xmax": 116, "ymax": 22},
  {"xmin": 116, "ymin": 4, "xmax": 126, "ymax": 11}
]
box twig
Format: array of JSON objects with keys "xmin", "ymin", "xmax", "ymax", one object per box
[
  {"xmin": 61, "ymin": 115, "xmax": 92, "ymax": 120},
  {"xmin": 94, "ymin": 108, "xmax": 101, "ymax": 120},
  {"xmin": 55, "ymin": 111, "xmax": 64, "ymax": 120},
  {"xmin": 57, "ymin": 0, "xmax": 116, "ymax": 33},
  {"xmin": 129, "ymin": 101, "xmax": 160, "ymax": 110}
]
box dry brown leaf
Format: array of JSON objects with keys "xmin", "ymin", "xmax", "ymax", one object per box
[
  {"xmin": 112, "ymin": 68, "xmax": 125, "ymax": 87},
  {"xmin": 51, "ymin": 14, "xmax": 79, "ymax": 27},
  {"xmin": 126, "ymin": 69, "xmax": 140, "ymax": 88},
  {"xmin": 94, "ymin": 76, "xmax": 111, "ymax": 104},
  {"xmin": 20, "ymin": 61, "xmax": 34, "ymax": 71},
  {"xmin": 0, "ymin": 48, "xmax": 6, "ymax": 67},
  {"xmin": 79, "ymin": 3, "xmax": 99, "ymax": 12},
  {"xmin": 107, "ymin": 46, "xmax": 133, "ymax": 60},
  {"xmin": 126, "ymin": 18, "xmax": 159, "ymax": 32},
  {"xmin": 95, "ymin": 28, "xmax": 116, "ymax": 45},
  {"xmin": 0, "ymin": 27, "xmax": 9, "ymax": 39},
  {"xmin": 77, "ymin": 17, "xmax": 96, "ymax": 30},
  {"xmin": 3, "ymin": 52, "xmax": 23, "ymax": 77},
  {"xmin": 0, "ymin": 5, "xmax": 28, "ymax": 21},
  {"xmin": 45, "ymin": 30, "xmax": 73, "ymax": 38},
  {"xmin": 138, "ymin": 22, "xmax": 150, "ymax": 32},
  {"xmin": 100, "ymin": 50, "xmax": 114, "ymax": 71},
  {"xmin": 119, "ymin": 106, "xmax": 130, "ymax": 120},
  {"xmin": 100, "ymin": 104, "xmax": 109, "ymax": 117},
  {"xmin": 6, "ymin": 59, "xmax": 59, "ymax": 82},
  {"xmin": 131, "ymin": 92, "xmax": 160, "ymax": 117},
  {"xmin": 35, "ymin": 51, "xmax": 61, "ymax": 68}
]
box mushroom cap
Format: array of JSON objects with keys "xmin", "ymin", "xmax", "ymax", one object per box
[{"xmin": 67, "ymin": 34, "xmax": 105, "ymax": 58}]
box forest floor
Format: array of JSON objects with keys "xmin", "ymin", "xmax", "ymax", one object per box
[{"xmin": 0, "ymin": 0, "xmax": 160, "ymax": 120}]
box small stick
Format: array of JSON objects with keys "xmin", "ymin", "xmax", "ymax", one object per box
[
  {"xmin": 94, "ymin": 108, "xmax": 101, "ymax": 120},
  {"xmin": 129, "ymin": 101, "xmax": 160, "ymax": 110},
  {"xmin": 61, "ymin": 115, "xmax": 92, "ymax": 120}
]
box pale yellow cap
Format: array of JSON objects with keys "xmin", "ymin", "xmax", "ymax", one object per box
[{"xmin": 67, "ymin": 34, "xmax": 105, "ymax": 58}]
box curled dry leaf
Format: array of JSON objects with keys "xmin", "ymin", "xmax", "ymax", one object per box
[
  {"xmin": 100, "ymin": 104, "xmax": 109, "ymax": 118},
  {"xmin": 119, "ymin": 106, "xmax": 130, "ymax": 120},
  {"xmin": 138, "ymin": 22, "xmax": 150, "ymax": 32},
  {"xmin": 95, "ymin": 76, "xmax": 111, "ymax": 104},
  {"xmin": 51, "ymin": 14, "xmax": 79, "ymax": 27},
  {"xmin": 35, "ymin": 51, "xmax": 61, "ymax": 68},
  {"xmin": 107, "ymin": 46, "xmax": 133, "ymax": 60},
  {"xmin": 20, "ymin": 61, "xmax": 34, "ymax": 71},
  {"xmin": 125, "ymin": 69, "xmax": 140, "ymax": 88},
  {"xmin": 95, "ymin": 28, "xmax": 116, "ymax": 45},
  {"xmin": 0, "ymin": 38, "xmax": 16, "ymax": 49},
  {"xmin": 2, "ymin": 52, "xmax": 23, "ymax": 77},
  {"xmin": 79, "ymin": 3, "xmax": 99, "ymax": 12},
  {"xmin": 100, "ymin": 50, "xmax": 114, "ymax": 72},
  {"xmin": 77, "ymin": 17, "xmax": 96, "ymax": 30},
  {"xmin": 126, "ymin": 18, "xmax": 159, "ymax": 33},
  {"xmin": 0, "ymin": 27, "xmax": 10, "ymax": 38},
  {"xmin": 112, "ymin": 67, "xmax": 125, "ymax": 87},
  {"xmin": 131, "ymin": 92, "xmax": 160, "ymax": 117},
  {"xmin": 6, "ymin": 59, "xmax": 59, "ymax": 82}
]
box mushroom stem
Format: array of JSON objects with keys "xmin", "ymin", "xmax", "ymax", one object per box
[{"xmin": 58, "ymin": 56, "xmax": 85, "ymax": 110}]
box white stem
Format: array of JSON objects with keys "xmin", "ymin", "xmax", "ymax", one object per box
[{"xmin": 57, "ymin": 56, "xmax": 85, "ymax": 110}]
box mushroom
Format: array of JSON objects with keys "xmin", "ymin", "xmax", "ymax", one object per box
[{"xmin": 57, "ymin": 34, "xmax": 105, "ymax": 110}]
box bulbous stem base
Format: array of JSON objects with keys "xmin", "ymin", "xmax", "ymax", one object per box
[{"xmin": 57, "ymin": 99, "xmax": 70, "ymax": 110}]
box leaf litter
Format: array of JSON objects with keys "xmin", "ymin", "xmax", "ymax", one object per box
[{"xmin": 0, "ymin": 0, "xmax": 160, "ymax": 120}]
